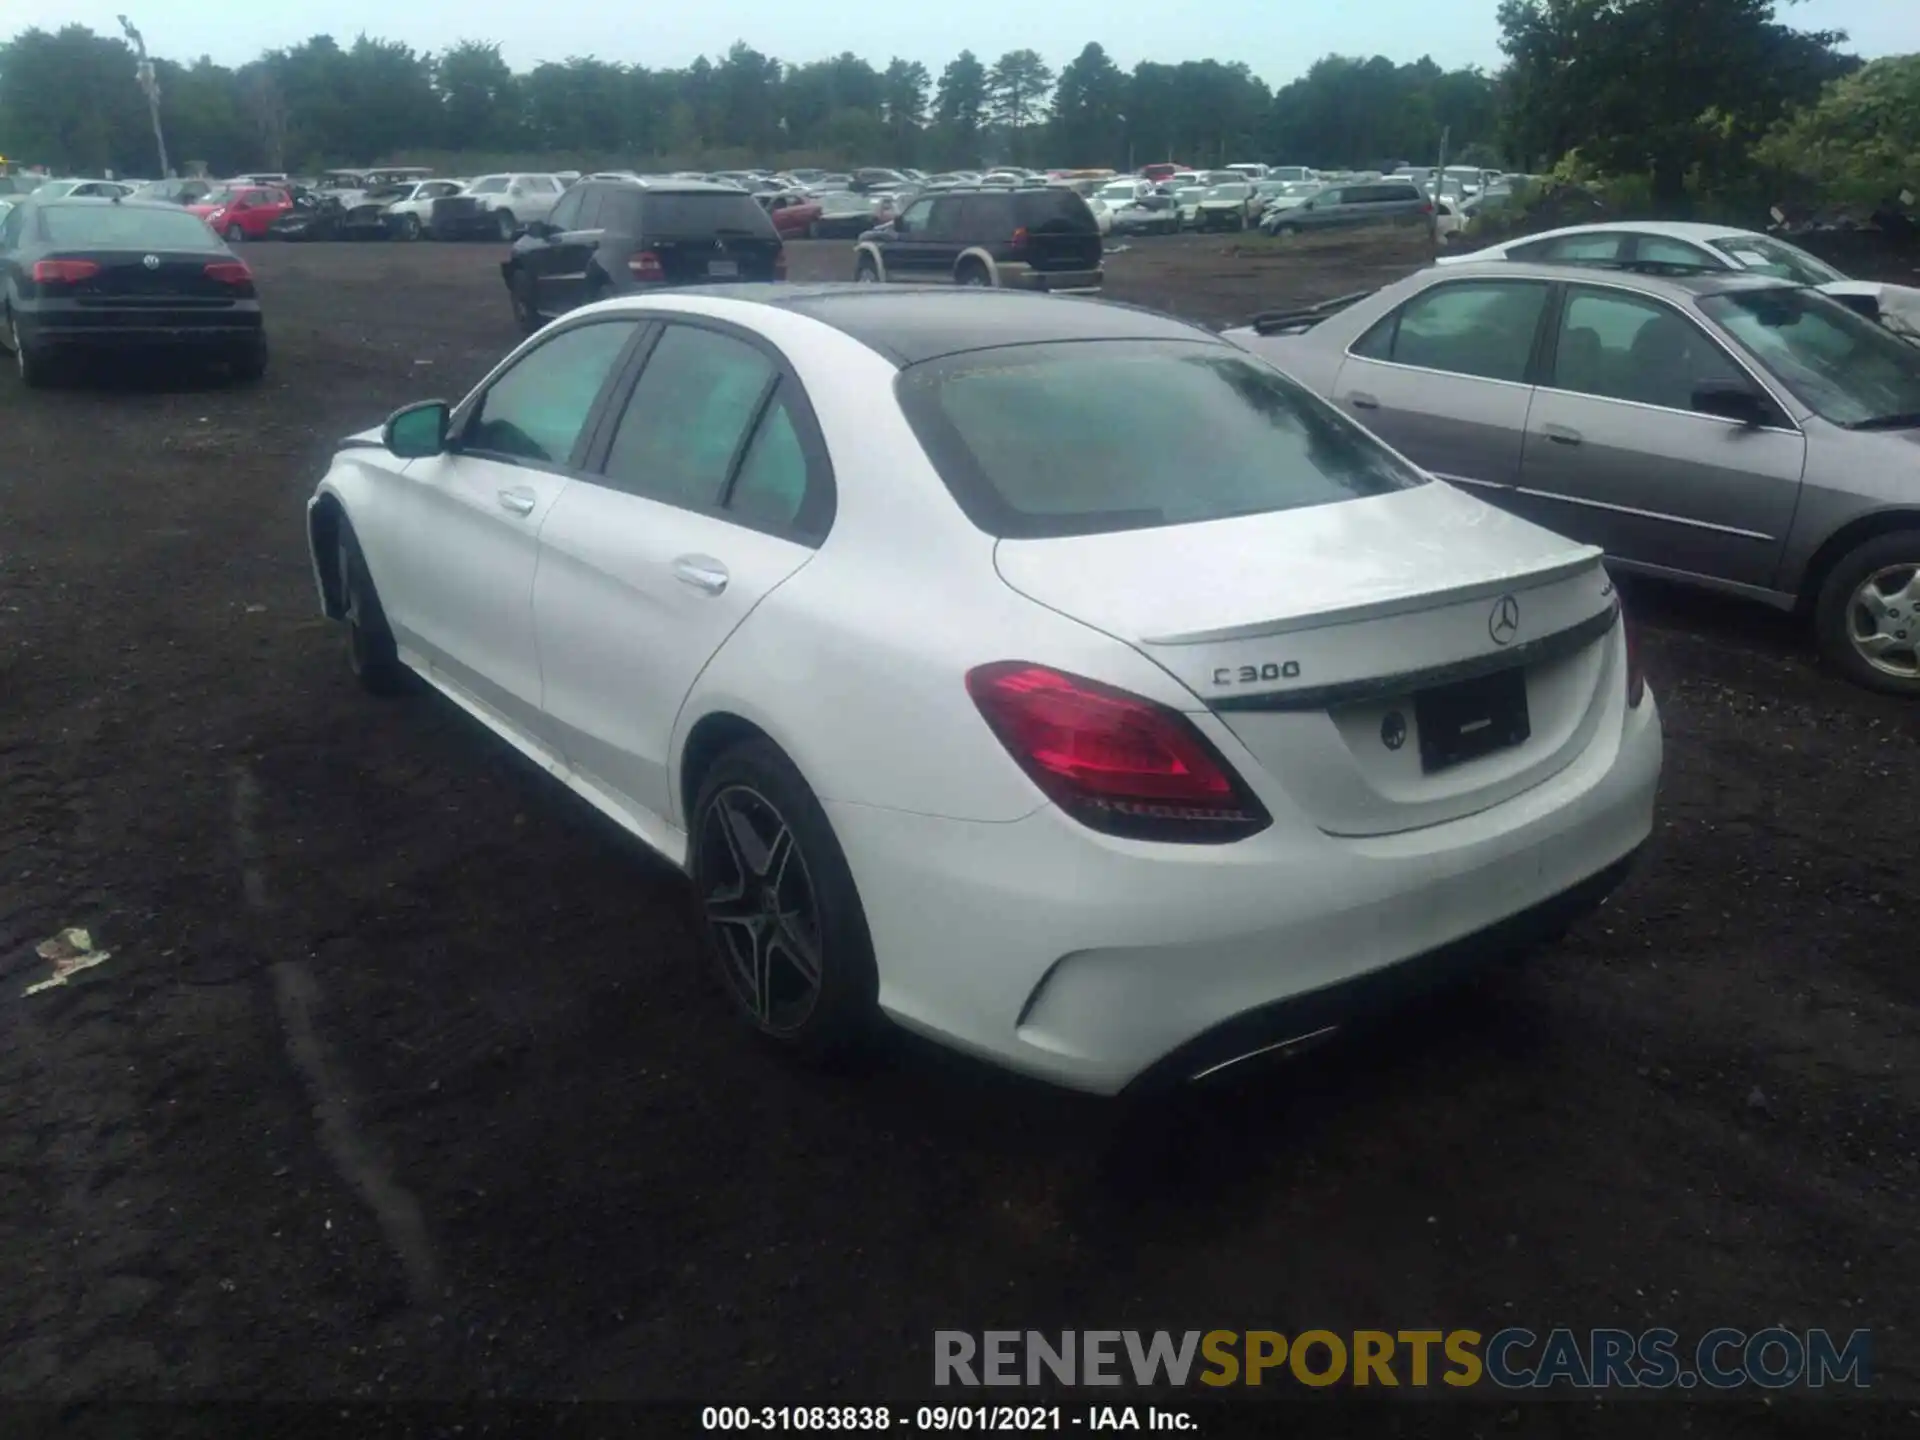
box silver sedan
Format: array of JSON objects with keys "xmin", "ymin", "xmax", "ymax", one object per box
[{"xmin": 1225, "ymin": 259, "xmax": 1920, "ymax": 695}]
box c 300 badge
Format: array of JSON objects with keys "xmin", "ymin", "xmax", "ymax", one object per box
[{"xmin": 1212, "ymin": 661, "xmax": 1301, "ymax": 686}]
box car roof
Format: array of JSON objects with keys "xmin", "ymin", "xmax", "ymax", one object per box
[
  {"xmin": 1417, "ymin": 256, "xmax": 1802, "ymax": 299},
  {"xmin": 616, "ymin": 284, "xmax": 1220, "ymax": 367},
  {"xmin": 1498, "ymin": 220, "xmax": 1761, "ymax": 248}
]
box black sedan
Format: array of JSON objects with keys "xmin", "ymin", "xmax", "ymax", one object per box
[{"xmin": 0, "ymin": 197, "xmax": 267, "ymax": 386}]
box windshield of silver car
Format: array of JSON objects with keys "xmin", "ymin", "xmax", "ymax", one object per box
[{"xmin": 1702, "ymin": 287, "xmax": 1920, "ymax": 429}]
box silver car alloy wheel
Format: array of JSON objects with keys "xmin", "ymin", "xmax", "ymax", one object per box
[
  {"xmin": 1847, "ymin": 563, "xmax": 1920, "ymax": 678},
  {"xmin": 698, "ymin": 784, "xmax": 825, "ymax": 1036}
]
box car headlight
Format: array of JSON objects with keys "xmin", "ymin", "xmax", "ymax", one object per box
[{"xmin": 206, "ymin": 210, "xmax": 226, "ymax": 225}]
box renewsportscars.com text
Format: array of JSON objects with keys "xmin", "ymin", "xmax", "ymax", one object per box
[{"xmin": 934, "ymin": 1328, "xmax": 1871, "ymax": 1390}]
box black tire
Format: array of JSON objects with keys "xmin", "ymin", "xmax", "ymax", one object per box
[
  {"xmin": 806, "ymin": 221, "xmax": 819, "ymax": 240},
  {"xmin": 508, "ymin": 268, "xmax": 541, "ymax": 333},
  {"xmin": 225, "ymin": 223, "xmax": 246, "ymax": 243},
  {"xmin": 854, "ymin": 255, "xmax": 880, "ymax": 283},
  {"xmin": 398, "ymin": 214, "xmax": 421, "ymax": 241},
  {"xmin": 336, "ymin": 522, "xmax": 405, "ymax": 696},
  {"xmin": 1275, "ymin": 222, "xmax": 1301, "ymax": 238},
  {"xmin": 689, "ymin": 738, "xmax": 879, "ymax": 1064},
  {"xmin": 7, "ymin": 308, "xmax": 56, "ymax": 388},
  {"xmin": 1813, "ymin": 530, "xmax": 1920, "ymax": 696},
  {"xmin": 228, "ymin": 333, "xmax": 268, "ymax": 383},
  {"xmin": 494, "ymin": 209, "xmax": 517, "ymax": 240},
  {"xmin": 955, "ymin": 260, "xmax": 992, "ymax": 287}
]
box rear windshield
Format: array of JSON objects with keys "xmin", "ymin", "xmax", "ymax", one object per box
[
  {"xmin": 642, "ymin": 192, "xmax": 777, "ymax": 237},
  {"xmin": 896, "ymin": 339, "xmax": 1426, "ymax": 538},
  {"xmin": 1012, "ymin": 189, "xmax": 1095, "ymax": 232},
  {"xmin": 38, "ymin": 205, "xmax": 219, "ymax": 249}
]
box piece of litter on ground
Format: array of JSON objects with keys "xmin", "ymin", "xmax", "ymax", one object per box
[
  {"xmin": 413, "ymin": 359, "xmax": 434, "ymax": 366},
  {"xmin": 23, "ymin": 928, "xmax": 113, "ymax": 996},
  {"xmin": 245, "ymin": 603, "xmax": 267, "ymax": 614}
]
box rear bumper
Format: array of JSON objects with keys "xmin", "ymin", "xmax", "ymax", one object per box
[
  {"xmin": 19, "ymin": 308, "xmax": 262, "ymax": 349},
  {"xmin": 1000, "ymin": 264, "xmax": 1103, "ymax": 293},
  {"xmin": 825, "ymin": 687, "xmax": 1661, "ymax": 1095}
]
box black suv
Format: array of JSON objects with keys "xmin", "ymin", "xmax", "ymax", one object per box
[
  {"xmin": 853, "ymin": 186, "xmax": 1103, "ymax": 293},
  {"xmin": 500, "ymin": 179, "xmax": 785, "ymax": 332}
]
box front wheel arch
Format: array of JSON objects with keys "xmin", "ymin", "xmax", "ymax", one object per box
[
  {"xmin": 309, "ymin": 495, "xmax": 348, "ymax": 619},
  {"xmin": 1794, "ymin": 509, "xmax": 1920, "ymax": 614}
]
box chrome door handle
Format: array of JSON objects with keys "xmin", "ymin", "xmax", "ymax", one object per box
[
  {"xmin": 497, "ymin": 487, "xmax": 537, "ymax": 516},
  {"xmin": 1543, "ymin": 424, "xmax": 1583, "ymax": 446},
  {"xmin": 1348, "ymin": 391, "xmax": 1380, "ymax": 410},
  {"xmin": 673, "ymin": 556, "xmax": 729, "ymax": 595}
]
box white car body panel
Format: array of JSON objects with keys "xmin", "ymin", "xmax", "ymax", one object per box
[{"xmin": 307, "ymin": 289, "xmax": 1663, "ymax": 1093}]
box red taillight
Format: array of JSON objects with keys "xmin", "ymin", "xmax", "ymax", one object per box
[
  {"xmin": 965, "ymin": 662, "xmax": 1270, "ymax": 843},
  {"xmin": 1009, "ymin": 225, "xmax": 1030, "ymax": 253},
  {"xmin": 32, "ymin": 259, "xmax": 100, "ymax": 285},
  {"xmin": 204, "ymin": 261, "xmax": 252, "ymax": 286},
  {"xmin": 1420, "ymin": 201, "xmax": 1434, "ymax": 215},
  {"xmin": 773, "ymin": 247, "xmax": 787, "ymax": 280},
  {"xmin": 1622, "ymin": 607, "xmax": 1646, "ymax": 708},
  {"xmin": 629, "ymin": 250, "xmax": 664, "ymax": 281}
]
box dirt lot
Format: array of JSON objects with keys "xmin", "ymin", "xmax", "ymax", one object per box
[{"xmin": 1, "ymin": 234, "xmax": 1916, "ymax": 1425}]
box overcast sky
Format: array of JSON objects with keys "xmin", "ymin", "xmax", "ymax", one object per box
[{"xmin": 13, "ymin": 1, "xmax": 1917, "ymax": 83}]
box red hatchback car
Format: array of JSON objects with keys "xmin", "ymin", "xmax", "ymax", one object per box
[
  {"xmin": 189, "ymin": 186, "xmax": 293, "ymax": 242},
  {"xmin": 759, "ymin": 191, "xmax": 824, "ymax": 238}
]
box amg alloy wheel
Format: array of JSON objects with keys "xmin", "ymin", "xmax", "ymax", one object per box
[{"xmin": 691, "ymin": 740, "xmax": 878, "ymax": 1061}]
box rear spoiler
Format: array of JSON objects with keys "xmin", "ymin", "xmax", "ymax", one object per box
[{"xmin": 1245, "ymin": 290, "xmax": 1374, "ymax": 336}]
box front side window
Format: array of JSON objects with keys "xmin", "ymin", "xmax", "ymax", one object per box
[
  {"xmin": 896, "ymin": 339, "xmax": 1426, "ymax": 539},
  {"xmin": 601, "ymin": 326, "xmax": 778, "ymax": 508},
  {"xmin": 545, "ymin": 188, "xmax": 585, "ymax": 231},
  {"xmin": 1632, "ymin": 235, "xmax": 1718, "ymax": 268},
  {"xmin": 1512, "ymin": 232, "xmax": 1626, "ymax": 264},
  {"xmin": 1701, "ymin": 287, "xmax": 1920, "ymax": 428},
  {"xmin": 1354, "ymin": 280, "xmax": 1550, "ymax": 382},
  {"xmin": 1551, "ymin": 287, "xmax": 1744, "ymax": 410},
  {"xmin": 898, "ymin": 198, "xmax": 936, "ymax": 230},
  {"xmin": 469, "ymin": 178, "xmax": 509, "ymax": 195},
  {"xmin": 466, "ymin": 321, "xmax": 638, "ymax": 465}
]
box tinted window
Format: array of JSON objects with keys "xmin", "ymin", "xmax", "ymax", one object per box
[
  {"xmin": 1632, "ymin": 235, "xmax": 1717, "ymax": 267},
  {"xmin": 726, "ymin": 388, "xmax": 812, "ymax": 530},
  {"xmin": 1511, "ymin": 232, "xmax": 1626, "ymax": 264},
  {"xmin": 600, "ymin": 189, "xmax": 643, "ymax": 231},
  {"xmin": 1551, "ymin": 288, "xmax": 1744, "ymax": 410},
  {"xmin": 896, "ymin": 339, "xmax": 1426, "ymax": 540},
  {"xmin": 1358, "ymin": 185, "xmax": 1418, "ymax": 203},
  {"xmin": 546, "ymin": 188, "xmax": 585, "ymax": 230},
  {"xmin": 899, "ymin": 197, "xmax": 936, "ymax": 229},
  {"xmin": 37, "ymin": 205, "xmax": 219, "ymax": 249},
  {"xmin": 602, "ymin": 326, "xmax": 777, "ymax": 507},
  {"xmin": 469, "ymin": 178, "xmax": 509, "ymax": 195},
  {"xmin": 467, "ymin": 321, "xmax": 638, "ymax": 465},
  {"xmin": 1012, "ymin": 189, "xmax": 1094, "ymax": 232},
  {"xmin": 1362, "ymin": 281, "xmax": 1549, "ymax": 382},
  {"xmin": 1702, "ymin": 287, "xmax": 1920, "ymax": 428},
  {"xmin": 640, "ymin": 193, "xmax": 777, "ymax": 238},
  {"xmin": 573, "ymin": 188, "xmax": 606, "ymax": 230},
  {"xmin": 928, "ymin": 196, "xmax": 964, "ymax": 239}
]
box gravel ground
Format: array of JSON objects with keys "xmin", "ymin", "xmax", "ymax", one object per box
[{"xmin": 0, "ymin": 234, "xmax": 1914, "ymax": 1431}]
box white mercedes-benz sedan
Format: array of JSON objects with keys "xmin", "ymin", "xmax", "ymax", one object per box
[{"xmin": 305, "ymin": 284, "xmax": 1662, "ymax": 1095}]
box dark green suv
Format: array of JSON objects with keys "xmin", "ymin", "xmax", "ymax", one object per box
[{"xmin": 853, "ymin": 186, "xmax": 1102, "ymax": 293}]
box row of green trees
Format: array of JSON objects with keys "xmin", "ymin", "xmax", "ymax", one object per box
[
  {"xmin": 1, "ymin": 3, "xmax": 1908, "ymax": 217},
  {"xmin": 0, "ymin": 27, "xmax": 1511, "ymax": 180}
]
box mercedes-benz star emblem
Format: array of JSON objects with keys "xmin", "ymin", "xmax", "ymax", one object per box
[
  {"xmin": 142, "ymin": 254, "xmax": 160, "ymax": 270},
  {"xmin": 1488, "ymin": 593, "xmax": 1521, "ymax": 646},
  {"xmin": 1381, "ymin": 711, "xmax": 1407, "ymax": 751}
]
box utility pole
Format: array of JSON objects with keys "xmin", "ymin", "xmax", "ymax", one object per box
[{"xmin": 118, "ymin": 15, "xmax": 171, "ymax": 178}]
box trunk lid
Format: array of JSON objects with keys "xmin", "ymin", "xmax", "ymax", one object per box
[
  {"xmin": 993, "ymin": 482, "xmax": 1622, "ymax": 837},
  {"xmin": 649, "ymin": 232, "xmax": 782, "ymax": 284},
  {"xmin": 66, "ymin": 250, "xmax": 238, "ymax": 305}
]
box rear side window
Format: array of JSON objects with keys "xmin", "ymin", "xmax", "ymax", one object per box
[
  {"xmin": 602, "ymin": 326, "xmax": 778, "ymax": 508},
  {"xmin": 37, "ymin": 205, "xmax": 219, "ymax": 249},
  {"xmin": 1351, "ymin": 281, "xmax": 1550, "ymax": 382},
  {"xmin": 1014, "ymin": 189, "xmax": 1096, "ymax": 232},
  {"xmin": 1510, "ymin": 232, "xmax": 1626, "ymax": 264},
  {"xmin": 896, "ymin": 339, "xmax": 1426, "ymax": 539},
  {"xmin": 639, "ymin": 193, "xmax": 777, "ymax": 238}
]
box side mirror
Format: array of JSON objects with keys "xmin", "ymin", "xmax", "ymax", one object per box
[
  {"xmin": 1692, "ymin": 379, "xmax": 1769, "ymax": 426},
  {"xmin": 384, "ymin": 400, "xmax": 451, "ymax": 458}
]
